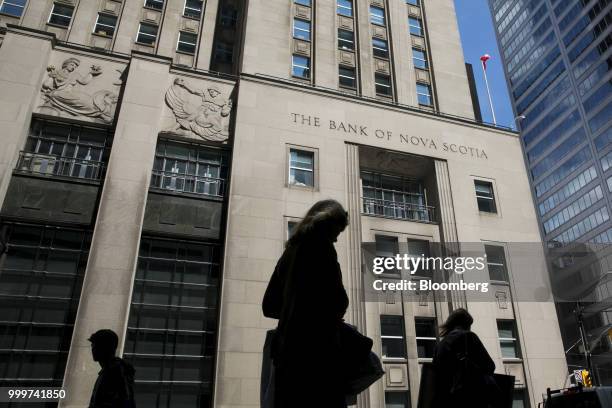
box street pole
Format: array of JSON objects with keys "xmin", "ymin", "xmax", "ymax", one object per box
[
  {"xmin": 575, "ymin": 301, "xmax": 598, "ymax": 386},
  {"xmin": 481, "ymin": 60, "xmax": 497, "ymax": 126}
]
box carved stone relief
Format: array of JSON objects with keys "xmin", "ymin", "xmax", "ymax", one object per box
[{"xmin": 164, "ymin": 78, "xmax": 233, "ymax": 143}]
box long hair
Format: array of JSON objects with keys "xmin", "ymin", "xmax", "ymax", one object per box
[
  {"xmin": 287, "ymin": 199, "xmax": 349, "ymax": 247},
  {"xmin": 439, "ymin": 308, "xmax": 473, "ymax": 337}
]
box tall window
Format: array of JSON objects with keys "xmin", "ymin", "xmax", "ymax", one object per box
[
  {"xmin": 339, "ymin": 66, "xmax": 356, "ymax": 89},
  {"xmin": 409, "ymin": 17, "xmax": 423, "ymax": 36},
  {"xmin": 385, "ymin": 392, "xmax": 411, "ymax": 408},
  {"xmin": 416, "ymin": 83, "xmax": 432, "ymax": 106},
  {"xmin": 183, "ymin": 0, "xmax": 203, "ymax": 19},
  {"xmin": 375, "ymin": 235, "xmax": 399, "ymax": 276},
  {"xmin": 375, "ymin": 74, "xmax": 392, "ymax": 97},
  {"xmin": 381, "ymin": 315, "xmax": 407, "ymax": 359},
  {"xmin": 412, "ymin": 48, "xmax": 428, "ymax": 69},
  {"xmin": 177, "ymin": 31, "xmax": 198, "ymax": 54},
  {"xmin": 150, "ymin": 140, "xmax": 228, "ymax": 197},
  {"xmin": 338, "ymin": 29, "xmax": 355, "ymax": 50},
  {"xmin": 497, "ymin": 320, "xmax": 520, "ymax": 359},
  {"xmin": 415, "ymin": 317, "xmax": 437, "ymax": 358},
  {"xmin": 408, "ymin": 239, "xmax": 431, "ymax": 278},
  {"xmin": 292, "ymin": 55, "xmax": 310, "ymax": 79},
  {"xmin": 372, "ymin": 38, "xmax": 389, "ymax": 59},
  {"xmin": 48, "ymin": 3, "xmax": 74, "ymax": 27},
  {"xmin": 136, "ymin": 23, "xmax": 158, "ymax": 45},
  {"xmin": 0, "ymin": 0, "xmax": 26, "ymax": 17},
  {"xmin": 512, "ymin": 389, "xmax": 528, "ymax": 408},
  {"xmin": 362, "ymin": 171, "xmax": 431, "ymax": 221},
  {"xmin": 474, "ymin": 180, "xmax": 497, "ymax": 213},
  {"xmin": 17, "ymin": 119, "xmax": 110, "ymax": 180},
  {"xmin": 370, "ymin": 6, "xmax": 385, "ymax": 26},
  {"xmin": 288, "ymin": 148, "xmax": 315, "ymax": 187},
  {"xmin": 0, "ymin": 223, "xmax": 92, "ymax": 388},
  {"xmin": 94, "ymin": 13, "xmax": 117, "ymax": 37},
  {"xmin": 144, "ymin": 0, "xmax": 164, "ymax": 10},
  {"xmin": 485, "ymin": 245, "xmax": 508, "ymax": 281},
  {"xmin": 293, "ymin": 18, "xmax": 311, "ymax": 41},
  {"xmin": 125, "ymin": 237, "xmax": 221, "ymax": 407},
  {"xmin": 214, "ymin": 42, "xmax": 234, "ymax": 64},
  {"xmin": 337, "ymin": 0, "xmax": 353, "ymax": 17}
]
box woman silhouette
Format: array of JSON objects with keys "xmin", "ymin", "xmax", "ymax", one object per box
[
  {"xmin": 432, "ymin": 308, "xmax": 496, "ymax": 408},
  {"xmin": 263, "ymin": 199, "xmax": 350, "ymax": 408}
]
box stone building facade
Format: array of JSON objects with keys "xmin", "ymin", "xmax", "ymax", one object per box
[{"xmin": 0, "ymin": 0, "xmax": 566, "ymax": 407}]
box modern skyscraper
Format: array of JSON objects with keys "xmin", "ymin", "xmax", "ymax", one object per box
[
  {"xmin": 0, "ymin": 1, "xmax": 566, "ymax": 407},
  {"xmin": 488, "ymin": 0, "xmax": 612, "ymax": 384}
]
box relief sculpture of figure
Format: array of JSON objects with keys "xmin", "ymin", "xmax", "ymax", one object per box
[
  {"xmin": 165, "ymin": 77, "xmax": 233, "ymax": 142},
  {"xmin": 40, "ymin": 57, "xmax": 118, "ymax": 123}
]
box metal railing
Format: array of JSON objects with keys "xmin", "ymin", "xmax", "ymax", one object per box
[
  {"xmin": 15, "ymin": 151, "xmax": 105, "ymax": 181},
  {"xmin": 362, "ymin": 197, "xmax": 435, "ymax": 222},
  {"xmin": 150, "ymin": 169, "xmax": 225, "ymax": 198}
]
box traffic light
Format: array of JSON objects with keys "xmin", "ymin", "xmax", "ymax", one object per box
[{"xmin": 581, "ymin": 370, "xmax": 593, "ymax": 387}]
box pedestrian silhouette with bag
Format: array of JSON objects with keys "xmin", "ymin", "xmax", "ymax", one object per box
[
  {"xmin": 262, "ymin": 199, "xmax": 352, "ymax": 408},
  {"xmin": 431, "ymin": 308, "xmax": 497, "ymax": 408}
]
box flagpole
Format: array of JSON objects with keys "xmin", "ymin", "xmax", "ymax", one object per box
[{"xmin": 481, "ymin": 59, "xmax": 497, "ymax": 126}]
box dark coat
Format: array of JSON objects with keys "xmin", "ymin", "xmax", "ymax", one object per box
[
  {"xmin": 432, "ymin": 329, "xmax": 495, "ymax": 408},
  {"xmin": 89, "ymin": 357, "xmax": 136, "ymax": 408},
  {"xmin": 262, "ymin": 238, "xmax": 349, "ymax": 408}
]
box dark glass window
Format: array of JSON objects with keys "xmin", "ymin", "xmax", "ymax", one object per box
[
  {"xmin": 485, "ymin": 245, "xmax": 507, "ymax": 281},
  {"xmin": 375, "ymin": 73, "xmax": 392, "ymax": 97},
  {"xmin": 362, "ymin": 171, "xmax": 431, "ymax": 221},
  {"xmin": 151, "ymin": 140, "xmax": 228, "ymax": 197},
  {"xmin": 409, "ymin": 17, "xmax": 423, "ymax": 36},
  {"xmin": 0, "ymin": 0, "xmax": 27, "ymax": 17},
  {"xmin": 17, "ymin": 119, "xmax": 111, "ymax": 181},
  {"xmin": 375, "ymin": 235, "xmax": 399, "ymax": 276},
  {"xmin": 136, "ymin": 23, "xmax": 158, "ymax": 45},
  {"xmin": 0, "ymin": 223, "xmax": 91, "ymax": 388},
  {"xmin": 512, "ymin": 389, "xmax": 528, "ymax": 408},
  {"xmin": 497, "ymin": 320, "xmax": 520, "ymax": 359},
  {"xmin": 475, "ymin": 180, "xmax": 497, "ymax": 213},
  {"xmin": 385, "ymin": 391, "xmax": 411, "ymax": 408},
  {"xmin": 177, "ymin": 31, "xmax": 197, "ymax": 54},
  {"xmin": 338, "ymin": 29, "xmax": 355, "ymax": 50},
  {"xmin": 339, "ymin": 66, "xmax": 356, "ymax": 88},
  {"xmin": 415, "ymin": 317, "xmax": 437, "ymax": 358},
  {"xmin": 144, "ymin": 0, "xmax": 164, "ymax": 10},
  {"xmin": 372, "ymin": 38, "xmax": 389, "ymax": 59},
  {"xmin": 214, "ymin": 42, "xmax": 234, "ymax": 64},
  {"xmin": 412, "ymin": 48, "xmax": 428, "ymax": 69},
  {"xmin": 292, "ymin": 55, "xmax": 310, "ymax": 79},
  {"xmin": 48, "ymin": 3, "xmax": 74, "ymax": 27},
  {"xmin": 125, "ymin": 237, "xmax": 221, "ymax": 408},
  {"xmin": 370, "ymin": 6, "xmax": 385, "ymax": 26},
  {"xmin": 337, "ymin": 0, "xmax": 353, "ymax": 17},
  {"xmin": 183, "ymin": 0, "xmax": 203, "ymax": 19},
  {"xmin": 380, "ymin": 315, "xmax": 406, "ymax": 359},
  {"xmin": 94, "ymin": 13, "xmax": 117, "ymax": 37},
  {"xmin": 293, "ymin": 18, "xmax": 311, "ymax": 41}
]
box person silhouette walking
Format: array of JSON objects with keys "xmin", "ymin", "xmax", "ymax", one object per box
[
  {"xmin": 263, "ymin": 199, "xmax": 350, "ymax": 408},
  {"xmin": 88, "ymin": 329, "xmax": 136, "ymax": 408}
]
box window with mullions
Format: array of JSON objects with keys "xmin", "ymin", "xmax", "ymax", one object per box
[
  {"xmin": 362, "ymin": 171, "xmax": 432, "ymax": 222},
  {"xmin": 124, "ymin": 237, "xmax": 221, "ymax": 408},
  {"xmin": 338, "ymin": 29, "xmax": 355, "ymax": 50},
  {"xmin": 292, "ymin": 55, "xmax": 310, "ymax": 79},
  {"xmin": 17, "ymin": 119, "xmax": 111, "ymax": 181},
  {"xmin": 375, "ymin": 235, "xmax": 400, "ymax": 276},
  {"xmin": 151, "ymin": 141, "xmax": 227, "ymax": 197},
  {"xmin": 136, "ymin": 23, "xmax": 158, "ymax": 45},
  {"xmin": 408, "ymin": 239, "xmax": 431, "ymax": 278},
  {"xmin": 288, "ymin": 148, "xmax": 315, "ymax": 187},
  {"xmin": 94, "ymin": 13, "xmax": 117, "ymax": 37},
  {"xmin": 381, "ymin": 315, "xmax": 407, "ymax": 359},
  {"xmin": 416, "ymin": 83, "xmax": 432, "ymax": 106},
  {"xmin": 177, "ymin": 31, "xmax": 198, "ymax": 54},
  {"xmin": 412, "ymin": 48, "xmax": 428, "ymax": 69},
  {"xmin": 144, "ymin": 0, "xmax": 164, "ymax": 10},
  {"xmin": 474, "ymin": 180, "xmax": 497, "ymax": 213},
  {"xmin": 293, "ymin": 18, "xmax": 311, "ymax": 41},
  {"xmin": 385, "ymin": 392, "xmax": 411, "ymax": 408},
  {"xmin": 48, "ymin": 3, "xmax": 74, "ymax": 27},
  {"xmin": 409, "ymin": 17, "xmax": 423, "ymax": 36},
  {"xmin": 0, "ymin": 0, "xmax": 26, "ymax": 17},
  {"xmin": 0, "ymin": 223, "xmax": 91, "ymax": 388},
  {"xmin": 415, "ymin": 317, "xmax": 437, "ymax": 358},
  {"xmin": 375, "ymin": 73, "xmax": 392, "ymax": 97},
  {"xmin": 337, "ymin": 0, "xmax": 353, "ymax": 17},
  {"xmin": 497, "ymin": 320, "xmax": 521, "ymax": 359},
  {"xmin": 214, "ymin": 42, "xmax": 234, "ymax": 64},
  {"xmin": 485, "ymin": 245, "xmax": 508, "ymax": 282},
  {"xmin": 372, "ymin": 37, "xmax": 389, "ymax": 59},
  {"xmin": 339, "ymin": 66, "xmax": 356, "ymax": 89},
  {"xmin": 183, "ymin": 0, "xmax": 203, "ymax": 19},
  {"xmin": 370, "ymin": 6, "xmax": 385, "ymax": 26}
]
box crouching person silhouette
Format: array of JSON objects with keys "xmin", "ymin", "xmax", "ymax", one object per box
[
  {"xmin": 88, "ymin": 329, "xmax": 136, "ymax": 408},
  {"xmin": 263, "ymin": 200, "xmax": 350, "ymax": 408}
]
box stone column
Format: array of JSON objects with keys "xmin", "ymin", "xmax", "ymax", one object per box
[
  {"xmin": 434, "ymin": 159, "xmax": 466, "ymax": 316},
  {"xmin": 355, "ymin": 0, "xmax": 375, "ymax": 98},
  {"xmin": 314, "ymin": 0, "xmax": 337, "ymax": 89},
  {"xmin": 345, "ymin": 143, "xmax": 370, "ymax": 408},
  {"xmin": 0, "ymin": 26, "xmax": 54, "ymax": 210},
  {"xmin": 59, "ymin": 53, "xmax": 172, "ymax": 408}
]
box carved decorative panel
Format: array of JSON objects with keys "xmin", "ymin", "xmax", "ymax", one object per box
[
  {"xmin": 371, "ymin": 0, "xmax": 384, "ymax": 7},
  {"xmin": 295, "ymin": 5, "xmax": 310, "ymax": 19},
  {"xmin": 90, "ymin": 35, "xmax": 112, "ymax": 50},
  {"xmin": 372, "ymin": 25, "xmax": 387, "ymax": 39},
  {"xmin": 142, "ymin": 10, "xmax": 160, "ymax": 23},
  {"xmin": 339, "ymin": 50, "xmax": 355, "ymax": 66},
  {"xmin": 375, "ymin": 58, "xmax": 390, "ymax": 74},
  {"xmin": 409, "ymin": 6, "xmax": 421, "ymax": 17},
  {"xmin": 338, "ymin": 16, "xmax": 353, "ymax": 29},
  {"xmin": 415, "ymin": 68, "xmax": 430, "ymax": 84},
  {"xmin": 411, "ymin": 36, "xmax": 426, "ymax": 49},
  {"xmin": 183, "ymin": 18, "xmax": 199, "ymax": 32},
  {"xmin": 293, "ymin": 39, "xmax": 310, "ymax": 56},
  {"xmin": 385, "ymin": 364, "xmax": 408, "ymax": 388}
]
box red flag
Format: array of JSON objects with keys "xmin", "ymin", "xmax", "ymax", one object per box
[{"xmin": 480, "ymin": 54, "xmax": 491, "ymax": 70}]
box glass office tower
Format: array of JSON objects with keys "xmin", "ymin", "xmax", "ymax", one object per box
[{"xmin": 488, "ymin": 0, "xmax": 612, "ymax": 384}]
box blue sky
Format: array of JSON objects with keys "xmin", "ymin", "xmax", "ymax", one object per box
[{"xmin": 454, "ymin": 0, "xmax": 516, "ymax": 129}]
